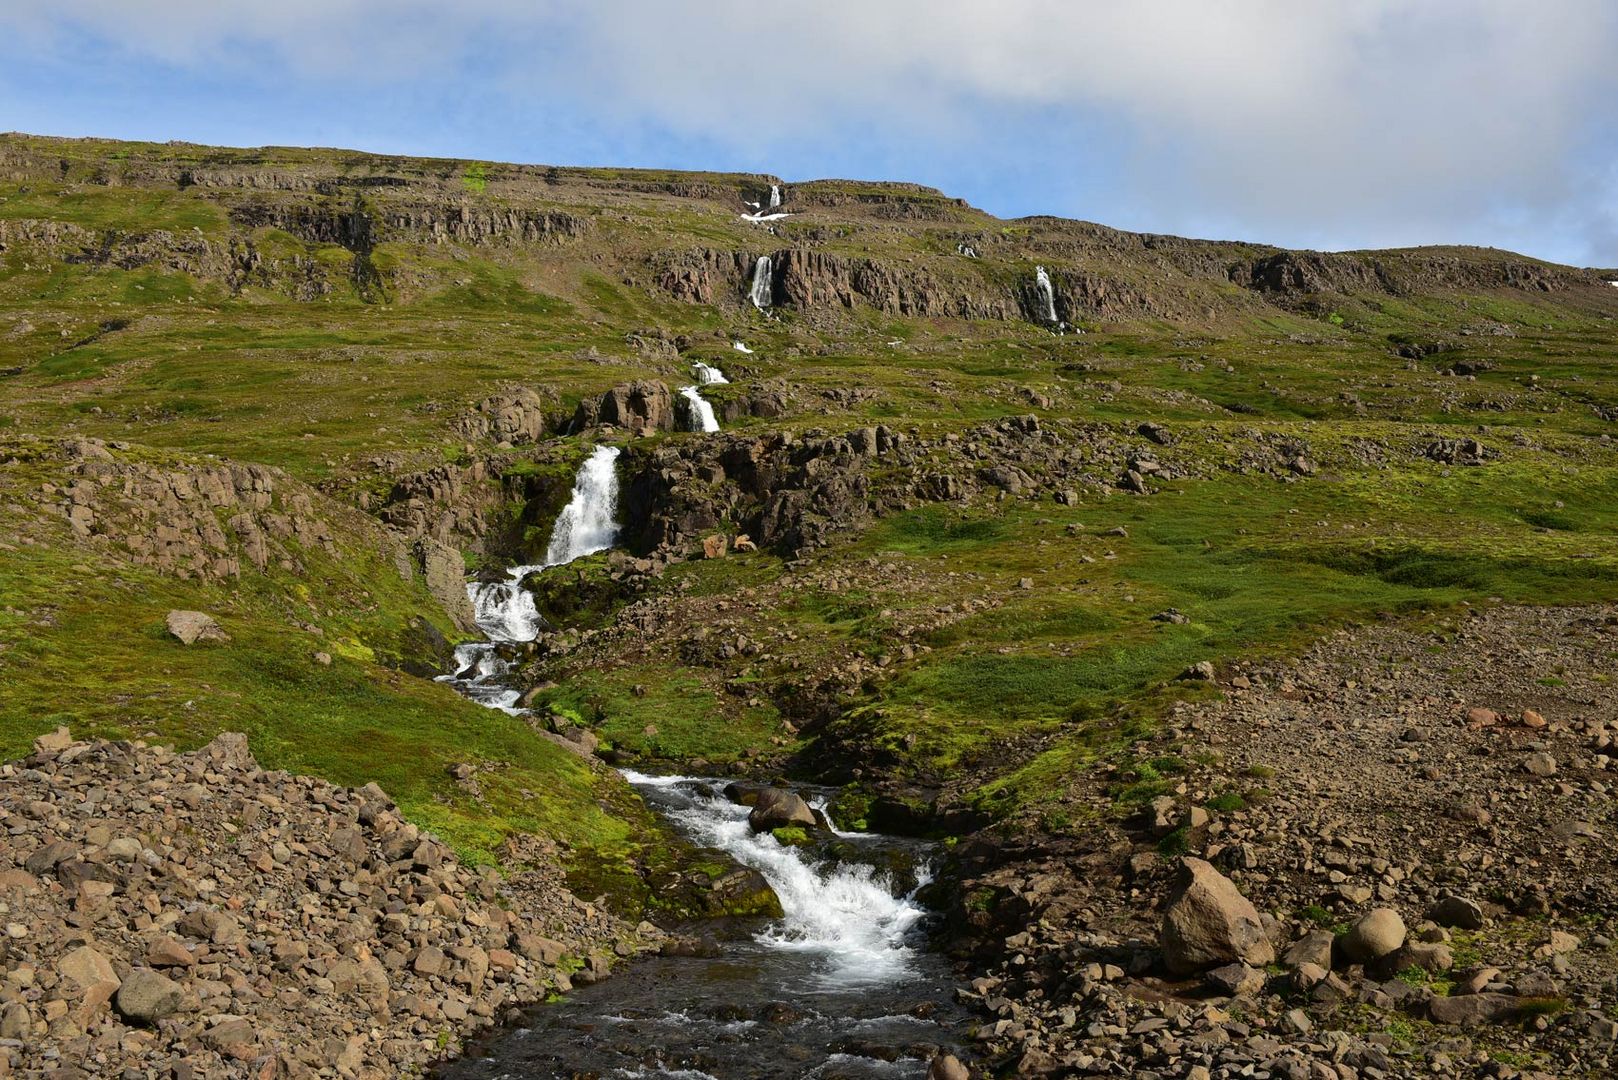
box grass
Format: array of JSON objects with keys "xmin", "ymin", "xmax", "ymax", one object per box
[{"xmin": 3, "ymin": 132, "xmax": 1618, "ymax": 873}]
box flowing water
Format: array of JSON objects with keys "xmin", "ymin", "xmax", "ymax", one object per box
[
  {"xmin": 693, "ymin": 362, "xmax": 731, "ymax": 385},
  {"xmin": 436, "ymin": 446, "xmax": 967, "ymax": 1079},
  {"xmin": 438, "ymin": 445, "xmax": 622, "ymax": 706},
  {"xmin": 1034, "ymin": 265, "xmax": 1059, "ymax": 325},
  {"xmin": 769, "ymin": 184, "xmax": 782, "ymax": 209},
  {"xmin": 679, "ymin": 386, "xmax": 721, "ymax": 433},
  {"xmin": 437, "ymin": 775, "xmax": 966, "ymax": 1080},
  {"xmin": 749, "ymin": 257, "xmax": 774, "ymax": 311}
]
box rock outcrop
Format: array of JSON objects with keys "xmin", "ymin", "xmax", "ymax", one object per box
[{"xmin": 571, "ymin": 381, "xmax": 676, "ymax": 435}]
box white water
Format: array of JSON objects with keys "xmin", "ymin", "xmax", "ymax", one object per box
[
  {"xmin": 692, "ymin": 361, "xmax": 730, "ymax": 385},
  {"xmin": 731, "ymin": 341, "xmax": 753, "ymax": 354},
  {"xmin": 749, "ymin": 256, "xmax": 773, "ymax": 310},
  {"xmin": 741, "ymin": 211, "xmax": 791, "ymax": 224},
  {"xmin": 957, "ymin": 243, "xmax": 977, "ymax": 258},
  {"xmin": 623, "ymin": 772, "xmax": 929, "ymax": 990},
  {"xmin": 460, "ymin": 445, "xmax": 622, "ymax": 648},
  {"xmin": 769, "ymin": 184, "xmax": 782, "ymax": 208},
  {"xmin": 544, "ymin": 445, "xmax": 623, "ymax": 566},
  {"xmin": 1034, "ymin": 264, "xmax": 1059, "ymax": 325},
  {"xmin": 678, "ymin": 386, "xmax": 721, "ymax": 433}
]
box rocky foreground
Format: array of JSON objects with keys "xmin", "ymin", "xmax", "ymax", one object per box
[
  {"xmin": 0, "ymin": 731, "xmax": 654, "ymax": 1079},
  {"xmin": 946, "ymin": 604, "xmax": 1618, "ymax": 1078}
]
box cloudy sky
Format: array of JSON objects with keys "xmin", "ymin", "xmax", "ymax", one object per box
[{"xmin": 4, "ymin": 2, "xmax": 1617, "ymax": 265}]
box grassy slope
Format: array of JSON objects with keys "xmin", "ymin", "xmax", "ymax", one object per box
[{"xmin": 1, "ymin": 135, "xmax": 1616, "ymax": 850}]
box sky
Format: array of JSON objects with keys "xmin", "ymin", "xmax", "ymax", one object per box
[{"xmin": 3, "ymin": 2, "xmax": 1617, "ymax": 266}]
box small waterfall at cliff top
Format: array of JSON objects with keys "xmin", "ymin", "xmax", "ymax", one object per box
[
  {"xmin": 749, "ymin": 256, "xmax": 774, "ymax": 311},
  {"xmin": 1034, "ymin": 265, "xmax": 1060, "ymax": 326},
  {"xmin": 692, "ymin": 361, "xmax": 730, "ymax": 385},
  {"xmin": 768, "ymin": 184, "xmax": 782, "ymax": 208},
  {"xmin": 678, "ymin": 385, "xmax": 721, "ymax": 433}
]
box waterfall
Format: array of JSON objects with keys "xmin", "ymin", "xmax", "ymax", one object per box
[
  {"xmin": 957, "ymin": 243, "xmax": 977, "ymax": 258},
  {"xmin": 731, "ymin": 341, "xmax": 753, "ymax": 354},
  {"xmin": 544, "ymin": 444, "xmax": 623, "ymax": 565},
  {"xmin": 625, "ymin": 773, "xmax": 929, "ymax": 990},
  {"xmin": 692, "ymin": 361, "xmax": 729, "ymax": 385},
  {"xmin": 768, "ymin": 184, "xmax": 782, "ymax": 208},
  {"xmin": 678, "ymin": 386, "xmax": 720, "ymax": 433},
  {"xmin": 1034, "ymin": 265, "xmax": 1060, "ymax": 325},
  {"xmin": 457, "ymin": 445, "xmax": 621, "ymax": 648},
  {"xmin": 749, "ymin": 256, "xmax": 773, "ymax": 311}
]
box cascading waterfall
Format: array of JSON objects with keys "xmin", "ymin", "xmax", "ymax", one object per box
[
  {"xmin": 768, "ymin": 184, "xmax": 782, "ymax": 208},
  {"xmin": 625, "ymin": 773, "xmax": 928, "ymax": 989},
  {"xmin": 957, "ymin": 242, "xmax": 978, "ymax": 258},
  {"xmin": 678, "ymin": 385, "xmax": 720, "ymax": 433},
  {"xmin": 692, "ymin": 361, "xmax": 729, "ymax": 385},
  {"xmin": 1034, "ymin": 264, "xmax": 1060, "ymax": 325},
  {"xmin": 749, "ymin": 255, "xmax": 773, "ymax": 311},
  {"xmin": 543, "ymin": 445, "xmax": 623, "ymax": 566},
  {"xmin": 441, "ymin": 445, "xmax": 622, "ymax": 705},
  {"xmin": 731, "ymin": 341, "xmax": 753, "ymax": 354}
]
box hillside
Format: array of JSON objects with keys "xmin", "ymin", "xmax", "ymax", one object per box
[{"xmin": 2, "ymin": 133, "xmax": 1617, "ymax": 1077}]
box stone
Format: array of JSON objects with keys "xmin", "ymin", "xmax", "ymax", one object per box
[
  {"xmin": 1429, "ymin": 894, "xmax": 1485, "ymax": 930},
  {"xmin": 1284, "ymin": 929, "xmax": 1335, "ymax": 970},
  {"xmin": 1178, "ymin": 661, "xmax": 1216, "ymax": 681},
  {"xmin": 0, "ymin": 1001, "xmax": 29, "ymax": 1040},
  {"xmin": 58, "ymin": 945, "xmax": 119, "ymax": 992},
  {"xmin": 164, "ymin": 609, "xmax": 230, "ymax": 645},
  {"xmin": 145, "ymin": 938, "xmax": 195, "ymax": 968},
  {"xmin": 927, "ymin": 1053, "xmax": 970, "ymax": 1080},
  {"xmin": 1160, "ymin": 858, "xmax": 1275, "ymax": 974},
  {"xmin": 1429, "ymin": 992, "xmax": 1519, "ymax": 1026},
  {"xmin": 1341, "ymin": 908, "xmax": 1407, "ymax": 963},
  {"xmin": 1523, "ymin": 751, "xmax": 1557, "ymax": 777},
  {"xmin": 1205, "ymin": 962, "xmax": 1266, "ymax": 996},
  {"xmin": 413, "ymin": 945, "xmax": 447, "ymax": 977},
  {"xmin": 701, "ymin": 534, "xmax": 728, "ymax": 559},
  {"xmin": 746, "ymin": 787, "xmax": 818, "ymax": 832},
  {"xmin": 31, "ymin": 726, "xmax": 75, "ymax": 755},
  {"xmin": 115, "ymin": 969, "xmax": 185, "ymax": 1024}
]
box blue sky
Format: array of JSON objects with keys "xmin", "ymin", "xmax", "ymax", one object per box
[{"xmin": 5, "ymin": 2, "xmax": 1617, "ymax": 266}]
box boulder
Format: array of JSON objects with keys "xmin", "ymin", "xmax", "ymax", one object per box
[
  {"xmin": 165, "ymin": 609, "xmax": 230, "ymax": 645},
  {"xmin": 1160, "ymin": 858, "xmax": 1274, "ymax": 974},
  {"xmin": 32, "ymin": 726, "xmax": 75, "ymax": 755},
  {"xmin": 747, "ymin": 787, "xmax": 818, "ymax": 832},
  {"xmin": 1340, "ymin": 908, "xmax": 1407, "ymax": 963},
  {"xmin": 1429, "ymin": 992, "xmax": 1519, "ymax": 1026},
  {"xmin": 115, "ymin": 969, "xmax": 185, "ymax": 1024},
  {"xmin": 58, "ymin": 945, "xmax": 119, "ymax": 992},
  {"xmin": 1429, "ymin": 894, "xmax": 1485, "ymax": 930},
  {"xmin": 928, "ymin": 1054, "xmax": 970, "ymax": 1080}
]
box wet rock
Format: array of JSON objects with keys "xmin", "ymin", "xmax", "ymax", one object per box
[{"xmin": 747, "ymin": 787, "xmax": 818, "ymax": 832}]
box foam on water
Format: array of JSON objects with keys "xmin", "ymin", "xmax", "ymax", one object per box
[
  {"xmin": 622, "ymin": 773, "xmax": 928, "ymax": 991},
  {"xmin": 749, "ymin": 256, "xmax": 773, "ymax": 310},
  {"xmin": 678, "ymin": 386, "xmax": 721, "ymax": 433}
]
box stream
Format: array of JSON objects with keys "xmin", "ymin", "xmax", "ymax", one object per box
[{"xmin": 435, "ymin": 445, "xmax": 968, "ymax": 1079}]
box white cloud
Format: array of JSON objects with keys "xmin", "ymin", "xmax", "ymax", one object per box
[{"xmin": 7, "ymin": 1, "xmax": 1618, "ymax": 260}]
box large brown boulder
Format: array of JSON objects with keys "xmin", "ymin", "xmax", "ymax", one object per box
[{"xmin": 1160, "ymin": 858, "xmax": 1275, "ymax": 974}]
